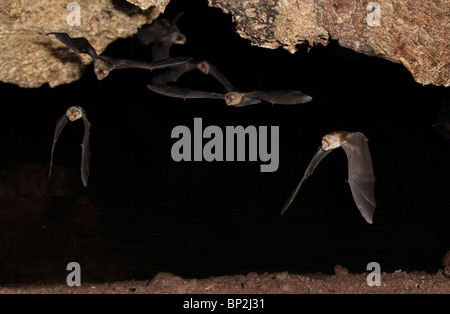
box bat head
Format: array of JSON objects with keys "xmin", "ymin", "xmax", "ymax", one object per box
[
  {"xmin": 321, "ymin": 132, "xmax": 343, "ymax": 151},
  {"xmin": 66, "ymin": 106, "xmax": 84, "ymax": 121},
  {"xmin": 93, "ymin": 58, "xmax": 113, "ymax": 80},
  {"xmin": 224, "ymin": 92, "xmax": 245, "ymax": 106},
  {"xmin": 173, "ymin": 32, "xmax": 187, "ymax": 45},
  {"xmin": 196, "ymin": 61, "xmax": 210, "ymax": 75},
  {"xmin": 162, "ymin": 31, "xmax": 187, "ymax": 45}
]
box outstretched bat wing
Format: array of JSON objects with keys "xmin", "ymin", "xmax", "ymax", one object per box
[
  {"xmin": 49, "ymin": 115, "xmax": 69, "ymax": 180},
  {"xmin": 281, "ymin": 147, "xmax": 332, "ymax": 215},
  {"xmin": 207, "ymin": 64, "xmax": 237, "ymax": 92},
  {"xmin": 47, "ymin": 32, "xmax": 98, "ymax": 60},
  {"xmin": 147, "ymin": 84, "xmax": 224, "ymax": 100},
  {"xmin": 244, "ymin": 90, "xmax": 313, "ymax": 105},
  {"xmin": 151, "ymin": 61, "xmax": 198, "ymax": 85},
  {"xmin": 152, "ymin": 61, "xmax": 237, "ymax": 93},
  {"xmin": 102, "ymin": 56, "xmax": 192, "ymax": 71},
  {"xmin": 340, "ymin": 132, "xmax": 376, "ymax": 224},
  {"xmin": 233, "ymin": 98, "xmax": 262, "ymax": 107},
  {"xmin": 80, "ymin": 115, "xmax": 91, "ymax": 187}
]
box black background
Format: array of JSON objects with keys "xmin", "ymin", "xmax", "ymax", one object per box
[{"xmin": 0, "ymin": 0, "xmax": 448, "ymax": 284}]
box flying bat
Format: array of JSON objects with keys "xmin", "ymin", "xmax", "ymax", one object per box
[
  {"xmin": 433, "ymin": 100, "xmax": 450, "ymax": 140},
  {"xmin": 146, "ymin": 84, "xmax": 312, "ymax": 107},
  {"xmin": 47, "ymin": 32, "xmax": 191, "ymax": 80},
  {"xmin": 137, "ymin": 13, "xmax": 187, "ymax": 61},
  {"xmin": 152, "ymin": 60, "xmax": 237, "ymax": 92},
  {"xmin": 49, "ymin": 106, "xmax": 91, "ymax": 187},
  {"xmin": 137, "ymin": 13, "xmax": 186, "ymax": 46},
  {"xmin": 281, "ymin": 131, "xmax": 376, "ymax": 224}
]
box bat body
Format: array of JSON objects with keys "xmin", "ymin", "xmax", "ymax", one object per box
[
  {"xmin": 47, "ymin": 32, "xmax": 191, "ymax": 80},
  {"xmin": 281, "ymin": 131, "xmax": 376, "ymax": 224},
  {"xmin": 147, "ymin": 84, "xmax": 312, "ymax": 107},
  {"xmin": 49, "ymin": 106, "xmax": 91, "ymax": 187},
  {"xmin": 433, "ymin": 100, "xmax": 450, "ymax": 139}
]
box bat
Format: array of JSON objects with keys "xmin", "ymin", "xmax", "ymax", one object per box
[
  {"xmin": 151, "ymin": 61, "xmax": 199, "ymax": 85},
  {"xmin": 49, "ymin": 106, "xmax": 91, "ymax": 187},
  {"xmin": 433, "ymin": 100, "xmax": 450, "ymax": 139},
  {"xmin": 281, "ymin": 131, "xmax": 376, "ymax": 224},
  {"xmin": 146, "ymin": 84, "xmax": 312, "ymax": 107},
  {"xmin": 137, "ymin": 13, "xmax": 186, "ymax": 46},
  {"xmin": 151, "ymin": 60, "xmax": 237, "ymax": 92},
  {"xmin": 137, "ymin": 13, "xmax": 186, "ymax": 61},
  {"xmin": 47, "ymin": 32, "xmax": 191, "ymax": 80}
]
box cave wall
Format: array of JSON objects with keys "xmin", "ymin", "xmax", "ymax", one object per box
[
  {"xmin": 206, "ymin": 0, "xmax": 449, "ymax": 87},
  {"xmin": 0, "ymin": 0, "xmax": 448, "ymax": 88},
  {"xmin": 0, "ymin": 0, "xmax": 158, "ymax": 88}
]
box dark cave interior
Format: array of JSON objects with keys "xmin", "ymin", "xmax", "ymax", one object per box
[{"xmin": 0, "ymin": 0, "xmax": 449, "ymax": 284}]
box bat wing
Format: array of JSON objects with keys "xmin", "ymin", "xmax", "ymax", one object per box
[
  {"xmin": 151, "ymin": 40, "xmax": 172, "ymax": 61},
  {"xmin": 244, "ymin": 90, "xmax": 313, "ymax": 105},
  {"xmin": 207, "ymin": 64, "xmax": 237, "ymax": 92},
  {"xmin": 151, "ymin": 61, "xmax": 198, "ymax": 85},
  {"xmin": 136, "ymin": 20, "xmax": 171, "ymax": 45},
  {"xmin": 233, "ymin": 98, "xmax": 262, "ymax": 107},
  {"xmin": 103, "ymin": 56, "xmax": 192, "ymax": 71},
  {"xmin": 170, "ymin": 12, "xmax": 185, "ymax": 28},
  {"xmin": 281, "ymin": 147, "xmax": 332, "ymax": 215},
  {"xmin": 151, "ymin": 32, "xmax": 186, "ymax": 61},
  {"xmin": 147, "ymin": 84, "xmax": 224, "ymax": 100},
  {"xmin": 49, "ymin": 115, "xmax": 68, "ymax": 180},
  {"xmin": 47, "ymin": 32, "xmax": 98, "ymax": 60},
  {"xmin": 340, "ymin": 132, "xmax": 376, "ymax": 224},
  {"xmin": 80, "ymin": 115, "xmax": 91, "ymax": 187}
]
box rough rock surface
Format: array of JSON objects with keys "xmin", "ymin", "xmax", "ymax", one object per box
[
  {"xmin": 207, "ymin": 0, "xmax": 449, "ymax": 87},
  {"xmin": 126, "ymin": 0, "xmax": 170, "ymax": 12},
  {"xmin": 1, "ymin": 270, "xmax": 449, "ymax": 294},
  {"xmin": 1, "ymin": 0, "xmax": 448, "ymax": 88},
  {"xmin": 443, "ymin": 250, "xmax": 450, "ymax": 278},
  {"xmin": 0, "ymin": 0, "xmax": 159, "ymax": 88}
]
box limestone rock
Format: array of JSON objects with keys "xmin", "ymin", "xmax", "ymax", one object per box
[
  {"xmin": 208, "ymin": 0, "xmax": 449, "ymax": 87},
  {"xmin": 443, "ymin": 250, "xmax": 450, "ymax": 278},
  {"xmin": 0, "ymin": 0, "xmax": 159, "ymax": 88},
  {"xmin": 1, "ymin": 0, "xmax": 448, "ymax": 88},
  {"xmin": 126, "ymin": 0, "xmax": 170, "ymax": 12}
]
